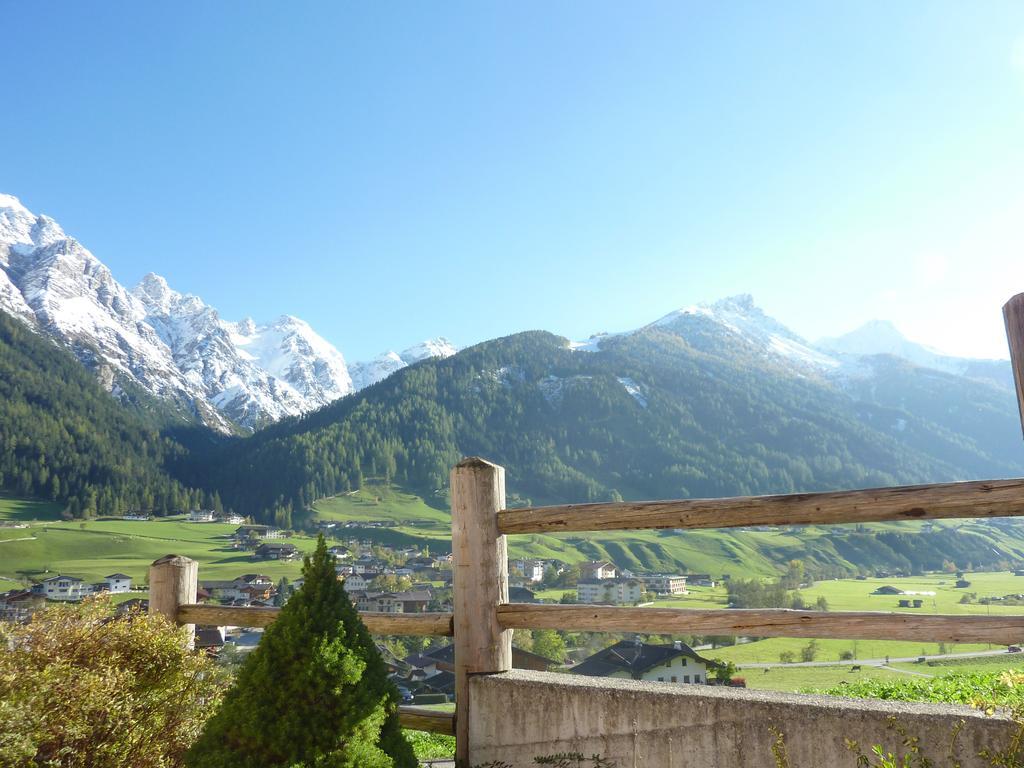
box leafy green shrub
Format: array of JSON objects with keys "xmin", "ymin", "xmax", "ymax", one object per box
[
  {"xmin": 404, "ymin": 730, "xmax": 454, "ymax": 761},
  {"xmin": 0, "ymin": 596, "xmax": 227, "ymax": 767},
  {"xmin": 186, "ymin": 536, "xmax": 417, "ymax": 768}
]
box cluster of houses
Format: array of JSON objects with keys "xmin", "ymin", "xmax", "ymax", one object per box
[
  {"xmin": 0, "ymin": 589, "xmax": 45, "ymax": 621},
  {"xmin": 335, "ymin": 549, "xmax": 453, "ymax": 614},
  {"xmin": 188, "ymin": 509, "xmax": 247, "ymax": 524},
  {"xmin": 388, "ymin": 637, "xmax": 722, "ymax": 700},
  {"xmin": 31, "ymin": 573, "xmax": 133, "ymax": 601},
  {"xmin": 225, "ymin": 525, "xmax": 301, "ymax": 560},
  {"xmin": 508, "ymin": 557, "xmax": 717, "ymax": 605},
  {"xmin": 574, "ymin": 561, "xmax": 690, "ymax": 605},
  {"xmin": 0, "ymin": 572, "xmax": 135, "ymax": 622},
  {"xmin": 199, "ymin": 574, "xmax": 283, "ymax": 607}
]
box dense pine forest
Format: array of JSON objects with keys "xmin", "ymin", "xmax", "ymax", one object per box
[
  {"xmin": 181, "ymin": 325, "xmax": 1024, "ymax": 526},
  {"xmin": 0, "ymin": 312, "xmax": 206, "ymax": 516},
  {"xmin": 2, "ymin": 305, "xmax": 1022, "ymax": 563}
]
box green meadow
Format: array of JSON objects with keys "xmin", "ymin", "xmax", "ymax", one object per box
[
  {"xmin": 0, "ymin": 491, "xmax": 63, "ymax": 522},
  {"xmin": 5, "ymin": 485, "xmax": 1024, "ymax": 676},
  {"xmin": 0, "ymin": 516, "xmax": 315, "ymax": 586}
]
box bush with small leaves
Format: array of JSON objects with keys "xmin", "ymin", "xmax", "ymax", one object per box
[{"xmin": 0, "ymin": 596, "xmax": 228, "ymax": 767}]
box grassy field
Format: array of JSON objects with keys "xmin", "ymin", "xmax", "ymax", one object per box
[
  {"xmin": 0, "ymin": 516, "xmax": 317, "ymax": 586},
  {"xmin": 738, "ymin": 663, "xmax": 906, "ymax": 692},
  {"xmin": 311, "ymin": 485, "xmax": 794, "ymax": 575},
  {"xmin": 712, "ymin": 637, "xmax": 995, "ymax": 665},
  {"xmin": 0, "ymin": 491, "xmax": 63, "ymax": 522}
]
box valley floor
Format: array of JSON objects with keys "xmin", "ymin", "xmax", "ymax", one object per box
[{"xmin": 6, "ymin": 488, "xmax": 1024, "ymax": 693}]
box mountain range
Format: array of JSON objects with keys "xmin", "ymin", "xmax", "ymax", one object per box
[
  {"xmin": 3, "ymin": 192, "xmax": 1024, "ymax": 575},
  {"xmin": 0, "ymin": 193, "xmax": 455, "ymax": 430}
]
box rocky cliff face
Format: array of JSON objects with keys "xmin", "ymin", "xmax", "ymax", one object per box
[{"xmin": 0, "ymin": 194, "xmax": 452, "ymax": 430}]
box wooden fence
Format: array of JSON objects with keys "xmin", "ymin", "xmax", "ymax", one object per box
[{"xmin": 146, "ymin": 293, "xmax": 1024, "ymax": 768}]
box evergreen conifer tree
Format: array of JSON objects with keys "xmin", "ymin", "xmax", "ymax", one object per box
[{"xmin": 186, "ymin": 536, "xmax": 417, "ymax": 768}]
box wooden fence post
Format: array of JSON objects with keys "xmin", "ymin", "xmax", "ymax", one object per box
[
  {"xmin": 149, "ymin": 554, "xmax": 198, "ymax": 648},
  {"xmin": 451, "ymin": 457, "xmax": 512, "ymax": 768},
  {"xmin": 1003, "ymin": 293, "xmax": 1024, "ymax": 439}
]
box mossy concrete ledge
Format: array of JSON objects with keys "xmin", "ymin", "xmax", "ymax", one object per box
[{"xmin": 467, "ymin": 669, "xmax": 1016, "ymax": 768}]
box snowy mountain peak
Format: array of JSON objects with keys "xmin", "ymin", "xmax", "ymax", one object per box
[
  {"xmin": 401, "ymin": 337, "xmax": 458, "ymax": 364},
  {"xmin": 1, "ymin": 195, "xmax": 63, "ymax": 253},
  {"xmin": 133, "ymin": 273, "xmax": 178, "ymax": 314},
  {"xmin": 349, "ymin": 337, "xmax": 458, "ymax": 390},
  {"xmin": 236, "ymin": 317, "xmax": 257, "ymax": 336},
  {"xmin": 817, "ymin": 319, "xmax": 930, "ymax": 357},
  {"xmin": 0, "ymin": 193, "xmax": 29, "ymax": 214},
  {"xmin": 0, "ymin": 193, "xmax": 368, "ymax": 430},
  {"xmin": 815, "ymin": 320, "xmax": 1010, "ymax": 387},
  {"xmin": 711, "ymin": 293, "xmax": 756, "ymax": 312}
]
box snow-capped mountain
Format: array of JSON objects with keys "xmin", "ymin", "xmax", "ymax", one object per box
[
  {"xmin": 132, "ymin": 273, "xmax": 330, "ymax": 427},
  {"xmin": 0, "ymin": 194, "xmax": 225, "ymax": 424},
  {"xmin": 0, "ymin": 193, "xmax": 455, "ymax": 430},
  {"xmin": 350, "ymin": 337, "xmax": 458, "ymax": 390},
  {"xmin": 818, "ymin": 320, "xmax": 1013, "ymax": 389},
  {"xmin": 573, "ymin": 293, "xmax": 1011, "ymax": 390},
  {"xmin": 646, "ymin": 294, "xmax": 841, "ymax": 371}
]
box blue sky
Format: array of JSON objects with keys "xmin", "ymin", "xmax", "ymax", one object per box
[{"xmin": 2, "ymin": 2, "xmax": 1023, "ymax": 360}]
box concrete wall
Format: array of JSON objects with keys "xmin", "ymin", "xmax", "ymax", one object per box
[{"xmin": 468, "ymin": 670, "xmax": 1016, "ymax": 768}]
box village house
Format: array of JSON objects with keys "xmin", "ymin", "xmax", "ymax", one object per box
[
  {"xmin": 200, "ymin": 574, "xmax": 276, "ymax": 604},
  {"xmin": 508, "ymin": 585, "xmax": 538, "ymax": 603},
  {"xmin": 636, "ymin": 574, "xmax": 688, "ymax": 595},
  {"xmin": 580, "ymin": 561, "xmax": 617, "ymax": 580},
  {"xmin": 189, "ymin": 509, "xmax": 216, "ymax": 523},
  {"xmin": 0, "ymin": 589, "xmax": 45, "ymax": 621},
  {"xmin": 511, "ymin": 558, "xmax": 547, "ymax": 582},
  {"xmin": 254, "ymin": 542, "xmax": 298, "ymax": 560},
  {"xmin": 571, "ymin": 640, "xmax": 718, "ymax": 685},
  {"xmin": 104, "ymin": 573, "xmax": 132, "ymax": 593},
  {"xmin": 577, "ymin": 577, "xmax": 643, "ymax": 605},
  {"xmin": 233, "ymin": 524, "xmax": 285, "ymax": 540},
  {"xmin": 403, "ymin": 642, "xmax": 560, "ymax": 694},
  {"xmin": 219, "ymin": 513, "xmax": 245, "ymax": 525},
  {"xmin": 354, "ymin": 589, "xmax": 433, "ymax": 614},
  {"xmin": 351, "ymin": 557, "xmax": 390, "ymax": 573},
  {"xmin": 342, "ymin": 571, "xmax": 381, "ymax": 592},
  {"xmin": 32, "ymin": 575, "xmax": 94, "ymax": 601},
  {"xmin": 194, "ymin": 626, "xmax": 227, "ymax": 652},
  {"xmin": 122, "ymin": 513, "xmax": 150, "ymax": 521}
]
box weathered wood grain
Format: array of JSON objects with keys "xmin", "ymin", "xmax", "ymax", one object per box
[
  {"xmin": 1004, "ymin": 293, "xmax": 1024, "ymax": 439},
  {"xmin": 498, "ymin": 603, "xmax": 1024, "ymax": 644},
  {"xmin": 497, "ymin": 478, "xmax": 1024, "ymax": 534},
  {"xmin": 451, "ymin": 457, "xmax": 512, "ymax": 768},
  {"xmin": 149, "ymin": 555, "xmax": 198, "ymax": 647},
  {"xmin": 176, "ymin": 603, "xmax": 453, "ymax": 636},
  {"xmin": 398, "ymin": 706, "xmax": 455, "ymax": 735}
]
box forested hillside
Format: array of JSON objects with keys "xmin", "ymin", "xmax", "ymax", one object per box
[
  {"xmin": 0, "ymin": 313, "xmax": 205, "ymax": 516},
  {"xmin": 184, "ymin": 326, "xmax": 1024, "ymax": 526}
]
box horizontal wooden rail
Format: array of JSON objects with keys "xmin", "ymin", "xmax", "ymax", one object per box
[
  {"xmin": 398, "ymin": 706, "xmax": 455, "ymax": 735},
  {"xmin": 177, "ymin": 604, "xmax": 454, "ymax": 636},
  {"xmin": 497, "ymin": 477, "xmax": 1024, "ymax": 534},
  {"xmin": 498, "ymin": 604, "xmax": 1024, "ymax": 645}
]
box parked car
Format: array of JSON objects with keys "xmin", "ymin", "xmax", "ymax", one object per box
[
  {"xmin": 396, "ymin": 686, "xmax": 415, "ymax": 703},
  {"xmin": 1008, "ymin": 646, "xmax": 1021, "ymax": 653}
]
